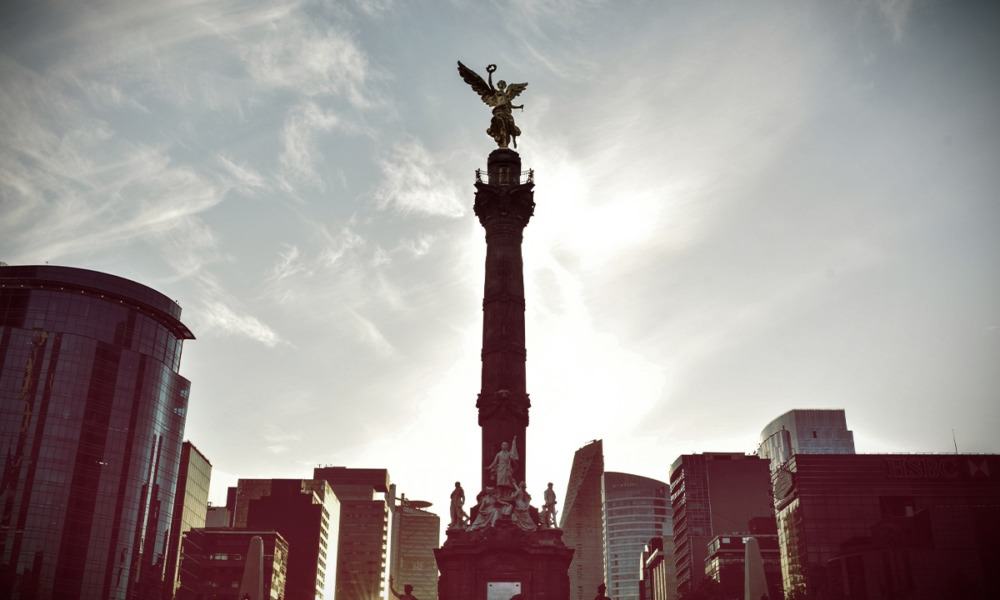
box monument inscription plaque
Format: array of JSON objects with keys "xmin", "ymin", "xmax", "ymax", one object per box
[{"xmin": 487, "ymin": 581, "xmax": 521, "ymax": 600}]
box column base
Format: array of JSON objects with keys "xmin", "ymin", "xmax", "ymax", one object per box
[{"xmin": 435, "ymin": 523, "xmax": 573, "ymax": 600}]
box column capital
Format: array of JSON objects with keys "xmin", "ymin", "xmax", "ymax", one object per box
[{"xmin": 474, "ymin": 183, "xmax": 535, "ymax": 230}]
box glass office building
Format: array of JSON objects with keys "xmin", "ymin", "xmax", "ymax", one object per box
[
  {"xmin": 758, "ymin": 409, "xmax": 855, "ymax": 473},
  {"xmin": 0, "ymin": 265, "xmax": 194, "ymax": 599},
  {"xmin": 602, "ymin": 472, "xmax": 671, "ymax": 600},
  {"xmin": 313, "ymin": 467, "xmax": 392, "ymax": 600},
  {"xmin": 176, "ymin": 528, "xmax": 288, "ymax": 600},
  {"xmin": 774, "ymin": 454, "xmax": 1000, "ymax": 599},
  {"xmin": 390, "ymin": 496, "xmax": 440, "ymax": 600},
  {"xmin": 235, "ymin": 479, "xmax": 339, "ymax": 600},
  {"xmin": 164, "ymin": 441, "xmax": 212, "ymax": 599},
  {"xmin": 668, "ymin": 453, "xmax": 773, "ymax": 596}
]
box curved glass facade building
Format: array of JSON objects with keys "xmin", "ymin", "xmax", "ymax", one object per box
[
  {"xmin": 0, "ymin": 265, "xmax": 194, "ymax": 599},
  {"xmin": 602, "ymin": 472, "xmax": 671, "ymax": 600},
  {"xmin": 757, "ymin": 409, "xmax": 855, "ymax": 473}
]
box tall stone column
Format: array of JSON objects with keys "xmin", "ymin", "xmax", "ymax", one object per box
[
  {"xmin": 436, "ymin": 147, "xmax": 570, "ymax": 600},
  {"xmin": 474, "ymin": 148, "xmax": 534, "ymax": 490}
]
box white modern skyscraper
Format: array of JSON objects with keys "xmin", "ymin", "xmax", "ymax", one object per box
[
  {"xmin": 601, "ymin": 472, "xmax": 671, "ymax": 600},
  {"xmin": 757, "ymin": 409, "xmax": 856, "ymax": 472}
]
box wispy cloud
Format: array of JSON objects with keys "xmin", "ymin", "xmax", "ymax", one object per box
[
  {"xmin": 279, "ymin": 101, "xmax": 340, "ymax": 186},
  {"xmin": 199, "ymin": 300, "xmax": 283, "ymax": 347},
  {"xmin": 374, "ymin": 141, "xmax": 465, "ymax": 218},
  {"xmin": 349, "ymin": 310, "xmax": 397, "ymax": 358},
  {"xmin": 320, "ymin": 225, "xmax": 366, "ymax": 267},
  {"xmin": 218, "ymin": 154, "xmax": 268, "ymax": 194},
  {"xmin": 351, "ymin": 0, "xmax": 396, "ymax": 17},
  {"xmin": 240, "ymin": 17, "xmax": 371, "ymax": 106},
  {"xmin": 268, "ymin": 244, "xmax": 309, "ymax": 283},
  {"xmin": 0, "ymin": 59, "xmax": 226, "ymax": 263},
  {"xmin": 263, "ymin": 429, "xmax": 302, "ymax": 455},
  {"xmin": 876, "ymin": 0, "xmax": 914, "ymax": 42},
  {"xmin": 399, "ymin": 234, "xmax": 435, "ymax": 258}
]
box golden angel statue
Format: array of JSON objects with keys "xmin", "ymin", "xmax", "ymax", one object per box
[{"xmin": 457, "ymin": 61, "xmax": 528, "ymax": 149}]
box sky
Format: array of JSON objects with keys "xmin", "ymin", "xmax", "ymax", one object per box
[{"xmin": 1, "ymin": 0, "xmax": 999, "ymax": 516}]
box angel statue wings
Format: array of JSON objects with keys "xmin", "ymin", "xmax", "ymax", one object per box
[{"xmin": 457, "ymin": 61, "xmax": 528, "ymax": 149}]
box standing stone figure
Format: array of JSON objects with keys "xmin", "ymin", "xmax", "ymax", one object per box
[
  {"xmin": 542, "ymin": 482, "xmax": 558, "ymax": 527},
  {"xmin": 511, "ymin": 481, "xmax": 537, "ymax": 532},
  {"xmin": 457, "ymin": 61, "xmax": 529, "ymax": 149},
  {"xmin": 487, "ymin": 435, "xmax": 519, "ymax": 488},
  {"xmin": 449, "ymin": 481, "xmax": 467, "ymax": 528}
]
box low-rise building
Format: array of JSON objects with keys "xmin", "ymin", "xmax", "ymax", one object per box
[{"xmin": 176, "ymin": 528, "xmax": 288, "ymax": 600}]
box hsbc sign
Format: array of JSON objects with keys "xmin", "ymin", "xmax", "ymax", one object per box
[{"xmin": 884, "ymin": 457, "xmax": 993, "ymax": 480}]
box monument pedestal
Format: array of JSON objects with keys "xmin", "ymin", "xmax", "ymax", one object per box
[{"xmin": 435, "ymin": 522, "xmax": 573, "ymax": 600}]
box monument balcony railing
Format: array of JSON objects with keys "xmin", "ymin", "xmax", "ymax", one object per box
[{"xmin": 475, "ymin": 168, "xmax": 534, "ymax": 185}]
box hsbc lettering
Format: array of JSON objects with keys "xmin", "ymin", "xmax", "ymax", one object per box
[{"xmin": 885, "ymin": 457, "xmax": 960, "ymax": 480}]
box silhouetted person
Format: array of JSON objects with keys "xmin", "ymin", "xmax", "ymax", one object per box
[
  {"xmin": 390, "ymin": 577, "xmax": 418, "ymax": 600},
  {"xmin": 595, "ymin": 583, "xmax": 612, "ymax": 600}
]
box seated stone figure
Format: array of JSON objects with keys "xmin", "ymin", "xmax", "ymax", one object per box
[
  {"xmin": 467, "ymin": 487, "xmax": 502, "ymax": 530},
  {"xmin": 510, "ymin": 481, "xmax": 537, "ymax": 532}
]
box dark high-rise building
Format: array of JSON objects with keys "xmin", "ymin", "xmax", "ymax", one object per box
[
  {"xmin": 757, "ymin": 409, "xmax": 855, "ymax": 473},
  {"xmin": 561, "ymin": 440, "xmax": 606, "ymax": 600},
  {"xmin": 390, "ymin": 496, "xmax": 440, "ymax": 600},
  {"xmin": 639, "ymin": 536, "xmax": 674, "ymax": 600},
  {"xmin": 313, "ymin": 467, "xmax": 393, "ymax": 600},
  {"xmin": 205, "ymin": 505, "xmax": 230, "ymax": 528},
  {"xmin": 774, "ymin": 453, "xmax": 1000, "ymax": 600},
  {"xmin": 164, "ymin": 442, "xmax": 212, "ymax": 599},
  {"xmin": 0, "ymin": 265, "xmax": 195, "ymax": 600},
  {"xmin": 235, "ymin": 479, "xmax": 339, "ymax": 600},
  {"xmin": 176, "ymin": 528, "xmax": 288, "ymax": 600},
  {"xmin": 669, "ymin": 453, "xmax": 773, "ymax": 596},
  {"xmin": 601, "ymin": 472, "xmax": 671, "ymax": 600},
  {"xmin": 704, "ymin": 527, "xmax": 782, "ymax": 600}
]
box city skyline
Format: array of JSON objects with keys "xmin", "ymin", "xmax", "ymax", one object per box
[{"xmin": 3, "ymin": 0, "xmax": 1000, "ymax": 520}]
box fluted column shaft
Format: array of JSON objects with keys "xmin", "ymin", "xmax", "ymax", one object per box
[{"xmin": 474, "ymin": 149, "xmax": 535, "ymax": 490}]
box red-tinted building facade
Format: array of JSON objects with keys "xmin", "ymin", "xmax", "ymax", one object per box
[
  {"xmin": 235, "ymin": 479, "xmax": 339, "ymax": 600},
  {"xmin": 313, "ymin": 467, "xmax": 392, "ymax": 600},
  {"xmin": 176, "ymin": 528, "xmax": 288, "ymax": 600},
  {"xmin": 560, "ymin": 440, "xmax": 605, "ymax": 600},
  {"xmin": 774, "ymin": 454, "xmax": 1000, "ymax": 600},
  {"xmin": 390, "ymin": 498, "xmax": 440, "ymax": 600},
  {"xmin": 639, "ymin": 537, "xmax": 672, "ymax": 600},
  {"xmin": 164, "ymin": 442, "xmax": 212, "ymax": 599},
  {"xmin": 0, "ymin": 265, "xmax": 194, "ymax": 599},
  {"xmin": 704, "ymin": 531, "xmax": 782, "ymax": 600},
  {"xmin": 669, "ymin": 453, "xmax": 773, "ymax": 597}
]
